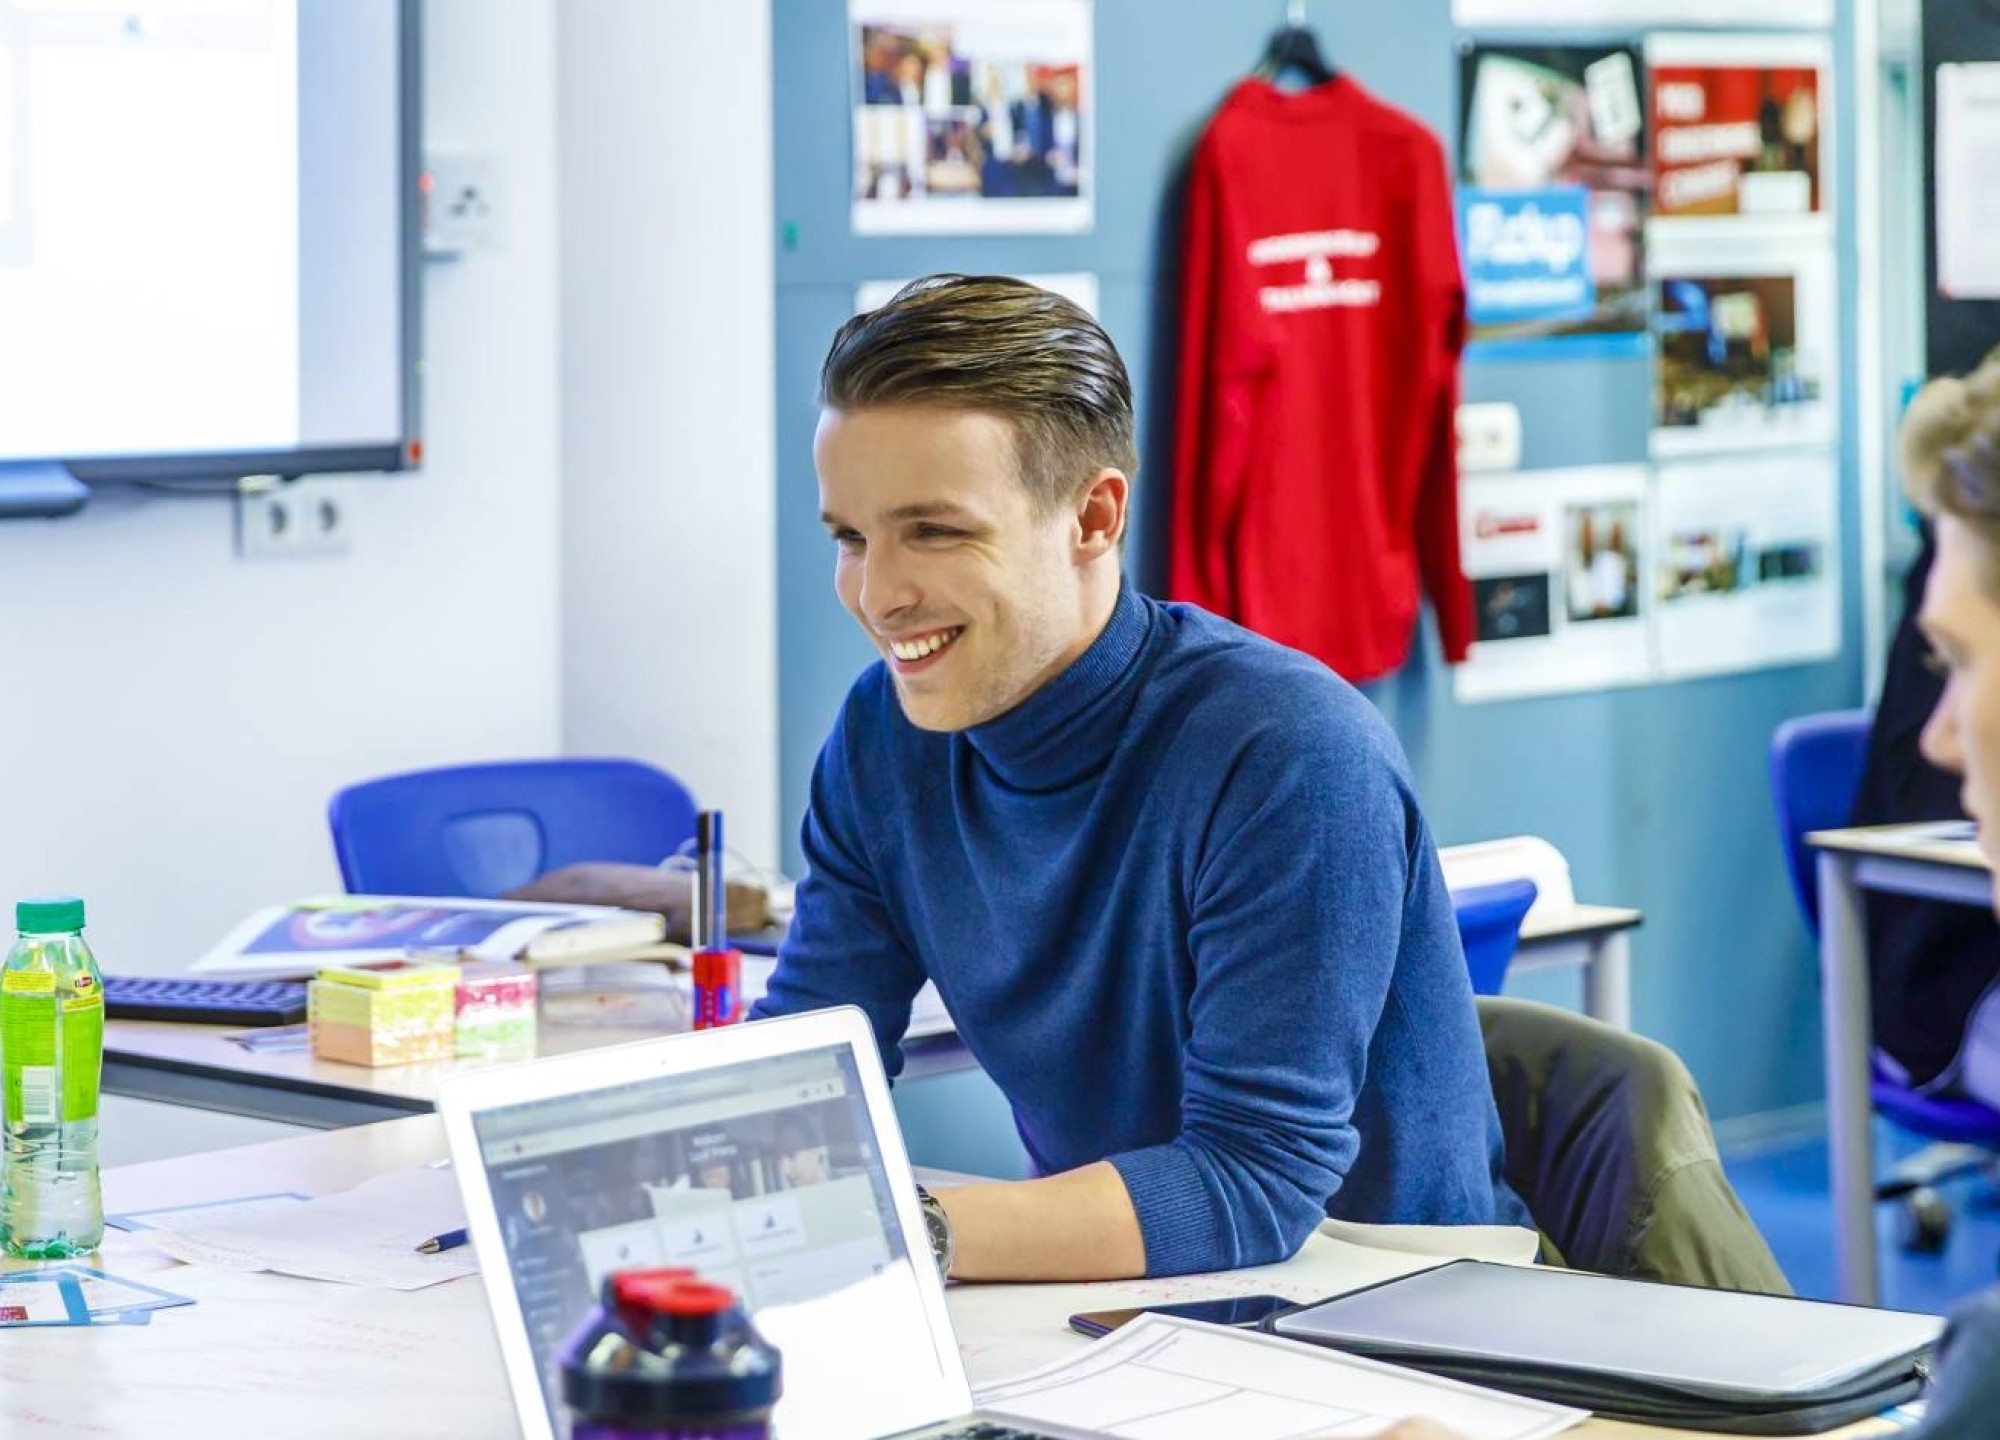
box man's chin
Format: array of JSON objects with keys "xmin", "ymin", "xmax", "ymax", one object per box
[{"xmin": 892, "ymin": 683, "xmax": 975, "ymax": 733}]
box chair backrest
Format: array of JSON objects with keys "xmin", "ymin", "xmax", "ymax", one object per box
[
  {"xmin": 1767, "ymin": 710, "xmax": 1872, "ymax": 938},
  {"xmin": 1452, "ymin": 878, "xmax": 1539, "ymax": 996},
  {"xmin": 328, "ymin": 758, "xmax": 699, "ymax": 898},
  {"xmin": 1478, "ymin": 996, "xmax": 1792, "ymax": 1295}
]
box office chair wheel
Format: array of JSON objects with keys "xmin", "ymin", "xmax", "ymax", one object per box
[{"xmin": 1897, "ymin": 1187, "xmax": 1952, "ymax": 1253}]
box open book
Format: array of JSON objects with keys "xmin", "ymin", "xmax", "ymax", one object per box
[{"xmin": 189, "ymin": 896, "xmax": 668, "ymax": 981}]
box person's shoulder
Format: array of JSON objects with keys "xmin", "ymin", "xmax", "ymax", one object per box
[{"xmin": 1147, "ymin": 600, "xmax": 1400, "ymax": 763}]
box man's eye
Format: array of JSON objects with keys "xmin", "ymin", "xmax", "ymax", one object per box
[
  {"xmin": 830, "ymin": 531, "xmax": 864, "ymax": 550},
  {"xmin": 914, "ymin": 524, "xmax": 963, "ymax": 541}
]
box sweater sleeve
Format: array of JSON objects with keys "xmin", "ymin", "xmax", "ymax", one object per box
[
  {"xmin": 1409, "ymin": 136, "xmax": 1476, "ymax": 662},
  {"xmin": 1168, "ymin": 135, "xmax": 1268, "ymax": 617},
  {"xmin": 1105, "ymin": 693, "xmax": 1418, "ymax": 1274},
  {"xmin": 749, "ymin": 704, "xmax": 928, "ymax": 1079},
  {"xmin": 1919, "ymin": 1284, "xmax": 2000, "ymax": 1439}
]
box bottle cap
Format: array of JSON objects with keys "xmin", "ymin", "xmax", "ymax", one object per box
[{"xmin": 17, "ymin": 896, "xmax": 85, "ymax": 934}]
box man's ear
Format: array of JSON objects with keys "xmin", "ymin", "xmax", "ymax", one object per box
[{"xmin": 1074, "ymin": 469, "xmax": 1129, "ymax": 559}]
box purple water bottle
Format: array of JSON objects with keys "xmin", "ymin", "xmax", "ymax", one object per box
[{"xmin": 560, "ymin": 1269, "xmax": 782, "ymax": 1439}]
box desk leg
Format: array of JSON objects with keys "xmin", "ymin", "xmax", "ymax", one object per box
[
  {"xmin": 1817, "ymin": 850, "xmax": 1878, "ymax": 1306},
  {"xmin": 1582, "ymin": 931, "xmax": 1632, "ymax": 1031}
]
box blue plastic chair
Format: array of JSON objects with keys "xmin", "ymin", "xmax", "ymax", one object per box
[
  {"xmin": 1767, "ymin": 712, "xmax": 2000, "ymax": 1221},
  {"xmin": 1452, "ymin": 878, "xmax": 1539, "ymax": 997},
  {"xmin": 327, "ymin": 758, "xmax": 699, "ymax": 898},
  {"xmin": 1767, "ymin": 709, "xmax": 1872, "ymax": 943}
]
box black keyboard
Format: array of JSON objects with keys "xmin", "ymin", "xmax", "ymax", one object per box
[{"xmin": 103, "ymin": 976, "xmax": 309, "ymax": 1027}]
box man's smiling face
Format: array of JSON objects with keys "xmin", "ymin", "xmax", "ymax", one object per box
[{"xmin": 816, "ymin": 405, "xmax": 1100, "ymax": 733}]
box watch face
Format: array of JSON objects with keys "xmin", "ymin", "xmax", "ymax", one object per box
[{"xmin": 926, "ymin": 1206, "xmax": 949, "ymax": 1254}]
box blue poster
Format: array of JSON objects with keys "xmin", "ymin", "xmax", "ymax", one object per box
[
  {"xmin": 1459, "ymin": 186, "xmax": 1595, "ymax": 327},
  {"xmin": 1456, "ymin": 42, "xmax": 1654, "ymax": 362}
]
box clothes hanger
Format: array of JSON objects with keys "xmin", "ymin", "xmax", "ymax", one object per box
[{"xmin": 1254, "ymin": 0, "xmax": 1337, "ymax": 86}]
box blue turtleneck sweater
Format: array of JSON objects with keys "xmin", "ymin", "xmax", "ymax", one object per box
[{"xmin": 754, "ymin": 582, "xmax": 1521, "ymax": 1275}]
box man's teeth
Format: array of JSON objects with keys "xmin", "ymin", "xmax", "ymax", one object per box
[{"xmin": 890, "ymin": 629, "xmax": 958, "ymax": 662}]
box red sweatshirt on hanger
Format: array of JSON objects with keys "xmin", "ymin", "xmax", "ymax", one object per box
[{"xmin": 1169, "ymin": 76, "xmax": 1474, "ymax": 683}]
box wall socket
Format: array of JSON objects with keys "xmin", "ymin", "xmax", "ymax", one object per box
[
  {"xmin": 1456, "ymin": 402, "xmax": 1524, "ymax": 474},
  {"xmin": 236, "ymin": 480, "xmax": 351, "ymax": 560}
]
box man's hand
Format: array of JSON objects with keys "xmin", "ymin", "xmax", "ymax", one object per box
[{"xmin": 934, "ymin": 1161, "xmax": 1147, "ymax": 1281}]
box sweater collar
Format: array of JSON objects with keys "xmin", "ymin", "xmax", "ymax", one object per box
[{"xmin": 961, "ymin": 580, "xmax": 1152, "ymax": 791}]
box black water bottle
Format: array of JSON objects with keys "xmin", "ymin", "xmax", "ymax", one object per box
[{"xmin": 561, "ymin": 1269, "xmax": 782, "ymax": 1439}]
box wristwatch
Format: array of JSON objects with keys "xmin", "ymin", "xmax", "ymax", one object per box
[{"xmin": 914, "ymin": 1184, "xmax": 954, "ymax": 1278}]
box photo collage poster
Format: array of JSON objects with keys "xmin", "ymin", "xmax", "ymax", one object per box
[
  {"xmin": 1455, "ymin": 467, "xmax": 1653, "ymax": 703},
  {"xmin": 849, "ymin": 0, "xmax": 1093, "ymax": 236},
  {"xmin": 1646, "ymin": 33, "xmax": 1835, "ymax": 460},
  {"xmin": 1455, "ymin": 455, "xmax": 1840, "ymax": 702},
  {"xmin": 1455, "ymin": 42, "xmax": 1651, "ymax": 359},
  {"xmin": 1450, "ymin": 19, "xmax": 1842, "ymax": 701}
]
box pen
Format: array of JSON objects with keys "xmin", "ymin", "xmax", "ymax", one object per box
[{"xmin": 415, "ymin": 1227, "xmax": 469, "ymax": 1255}]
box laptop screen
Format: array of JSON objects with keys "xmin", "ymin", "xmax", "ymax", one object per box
[{"xmin": 470, "ymin": 1040, "xmax": 953, "ymax": 1440}]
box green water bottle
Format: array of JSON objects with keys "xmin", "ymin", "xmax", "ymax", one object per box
[{"xmin": 1, "ymin": 896, "xmax": 105, "ymax": 1257}]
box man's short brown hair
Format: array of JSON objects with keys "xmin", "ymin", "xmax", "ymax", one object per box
[
  {"xmin": 1903, "ymin": 347, "xmax": 2000, "ymax": 591},
  {"xmin": 818, "ymin": 274, "xmax": 1138, "ymax": 513}
]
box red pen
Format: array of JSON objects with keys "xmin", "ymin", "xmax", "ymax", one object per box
[{"xmin": 691, "ymin": 810, "xmax": 741, "ymax": 1028}]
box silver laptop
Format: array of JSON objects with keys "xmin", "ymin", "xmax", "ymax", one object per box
[{"xmin": 437, "ymin": 1005, "xmax": 1094, "ymax": 1440}]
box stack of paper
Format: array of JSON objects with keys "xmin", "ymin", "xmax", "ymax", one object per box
[{"xmin": 134, "ymin": 1167, "xmax": 474, "ymax": 1291}]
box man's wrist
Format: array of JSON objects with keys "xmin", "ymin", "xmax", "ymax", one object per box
[{"xmin": 914, "ymin": 1183, "xmax": 955, "ymax": 1278}]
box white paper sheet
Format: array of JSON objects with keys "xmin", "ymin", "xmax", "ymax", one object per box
[
  {"xmin": 1653, "ymin": 453, "xmax": 1839, "ymax": 679},
  {"xmin": 1937, "ymin": 62, "xmax": 2000, "ymax": 300},
  {"xmin": 974, "ymin": 1314, "xmax": 1585, "ymax": 1440},
  {"xmin": 137, "ymin": 1166, "xmax": 475, "ymax": 1290},
  {"xmin": 946, "ymin": 1220, "xmax": 1538, "ymax": 1385}
]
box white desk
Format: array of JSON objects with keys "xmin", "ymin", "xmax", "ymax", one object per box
[
  {"xmin": 0, "ymin": 1118, "xmax": 1877, "ymax": 1440},
  {"xmin": 1807, "ymin": 822, "xmax": 1993, "ymax": 1306},
  {"xmin": 102, "ymin": 902, "xmax": 1644, "ymax": 1133}
]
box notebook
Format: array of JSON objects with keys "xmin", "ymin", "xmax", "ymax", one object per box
[
  {"xmin": 1268, "ymin": 1259, "xmax": 1943, "ymax": 1431},
  {"xmin": 436, "ymin": 1006, "xmax": 1096, "ymax": 1440}
]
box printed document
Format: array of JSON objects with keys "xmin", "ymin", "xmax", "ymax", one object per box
[{"xmin": 974, "ymin": 1314, "xmax": 1585, "ymax": 1440}]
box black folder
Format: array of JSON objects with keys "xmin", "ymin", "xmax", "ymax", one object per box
[{"xmin": 1265, "ymin": 1260, "xmax": 1941, "ymax": 1435}]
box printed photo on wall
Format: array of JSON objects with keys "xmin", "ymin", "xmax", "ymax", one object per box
[
  {"xmin": 1647, "ymin": 33, "xmax": 1831, "ymax": 231},
  {"xmin": 1653, "ymin": 453, "xmax": 1839, "ymax": 679},
  {"xmin": 849, "ymin": 0, "xmax": 1093, "ymax": 236},
  {"xmin": 1649, "ymin": 232, "xmax": 1834, "ymax": 458},
  {"xmin": 1455, "ymin": 42, "xmax": 1652, "ymax": 360},
  {"xmin": 1455, "ymin": 466, "xmax": 1653, "ymax": 704}
]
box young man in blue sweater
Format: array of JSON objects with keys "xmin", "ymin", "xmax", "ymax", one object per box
[{"xmin": 751, "ymin": 275, "xmax": 1521, "ymax": 1281}]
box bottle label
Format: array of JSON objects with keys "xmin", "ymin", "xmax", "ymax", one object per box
[
  {"xmin": 1, "ymin": 970, "xmax": 55, "ymax": 1126},
  {"xmin": 1, "ymin": 970, "xmax": 103, "ymax": 1125},
  {"xmin": 62, "ymin": 984, "xmax": 104, "ymax": 1123}
]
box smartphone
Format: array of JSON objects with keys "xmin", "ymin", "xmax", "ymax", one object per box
[{"xmin": 1068, "ymin": 1293, "xmax": 1294, "ymax": 1338}]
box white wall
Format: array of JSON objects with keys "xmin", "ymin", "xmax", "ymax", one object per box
[
  {"xmin": 556, "ymin": 0, "xmax": 780, "ymax": 869},
  {"xmin": 0, "ymin": 0, "xmax": 565, "ymax": 973}
]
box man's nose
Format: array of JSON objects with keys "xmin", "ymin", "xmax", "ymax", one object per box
[
  {"xmin": 858, "ymin": 544, "xmax": 918, "ymax": 624},
  {"xmin": 1921, "ymin": 676, "xmax": 1967, "ymax": 775}
]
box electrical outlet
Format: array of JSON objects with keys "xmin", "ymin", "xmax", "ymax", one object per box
[
  {"xmin": 235, "ymin": 480, "xmax": 351, "ymax": 560},
  {"xmin": 1456, "ymin": 402, "xmax": 1523, "ymax": 474},
  {"xmin": 424, "ymin": 153, "xmax": 501, "ymax": 256}
]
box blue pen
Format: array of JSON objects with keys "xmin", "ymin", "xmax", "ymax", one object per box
[{"xmin": 415, "ymin": 1226, "xmax": 469, "ymax": 1255}]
